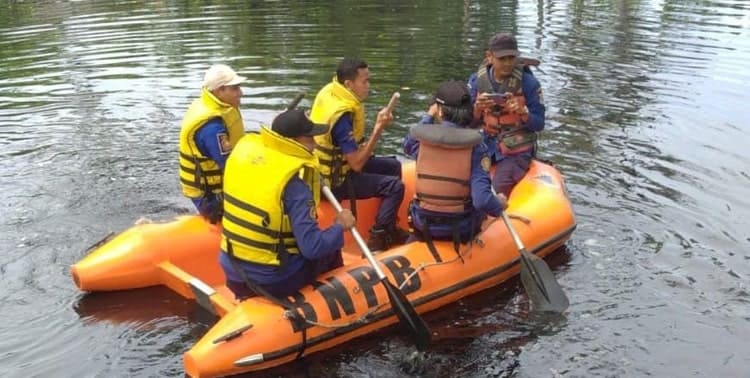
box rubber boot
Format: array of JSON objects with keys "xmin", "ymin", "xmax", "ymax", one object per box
[
  {"xmin": 367, "ymin": 225, "xmax": 410, "ymax": 252},
  {"xmin": 387, "ymin": 225, "xmax": 410, "ymax": 247},
  {"xmin": 367, "ymin": 227, "xmax": 389, "ymax": 252}
]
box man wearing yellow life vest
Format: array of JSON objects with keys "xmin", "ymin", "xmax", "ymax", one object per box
[
  {"xmin": 469, "ymin": 33, "xmax": 546, "ymax": 197},
  {"xmin": 310, "ymin": 58, "xmax": 409, "ymax": 251},
  {"xmin": 178, "ymin": 64, "xmax": 246, "ymax": 223},
  {"xmin": 218, "ymin": 109, "xmax": 356, "ymax": 299},
  {"xmin": 403, "ymin": 81, "xmax": 507, "ymax": 251}
]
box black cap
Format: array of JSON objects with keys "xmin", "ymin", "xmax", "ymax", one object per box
[
  {"xmin": 434, "ymin": 80, "xmax": 471, "ymax": 107},
  {"xmin": 488, "ymin": 33, "xmax": 519, "ymax": 58},
  {"xmin": 271, "ymin": 109, "xmax": 328, "ymax": 138}
]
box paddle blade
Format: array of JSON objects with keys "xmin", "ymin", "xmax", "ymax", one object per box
[
  {"xmin": 383, "ymin": 279, "xmax": 431, "ymax": 350},
  {"xmin": 519, "ymin": 250, "xmax": 569, "ymax": 313}
]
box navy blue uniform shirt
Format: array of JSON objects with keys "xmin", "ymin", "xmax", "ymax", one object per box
[{"xmin": 330, "ymin": 113, "xmax": 359, "ymax": 154}]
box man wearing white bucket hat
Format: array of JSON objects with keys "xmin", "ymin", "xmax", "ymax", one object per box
[{"xmin": 178, "ymin": 64, "xmax": 247, "ymax": 223}]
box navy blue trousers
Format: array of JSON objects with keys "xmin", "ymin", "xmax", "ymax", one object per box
[
  {"xmin": 190, "ymin": 192, "xmax": 223, "ymax": 223},
  {"xmin": 226, "ymin": 252, "xmax": 343, "ymax": 299},
  {"xmin": 493, "ymin": 152, "xmax": 533, "ymax": 197},
  {"xmin": 331, "ymin": 156, "xmax": 404, "ymax": 229}
]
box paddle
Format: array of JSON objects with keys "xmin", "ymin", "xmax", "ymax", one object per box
[
  {"xmin": 286, "ymin": 92, "xmax": 305, "ymax": 110},
  {"xmin": 321, "ymin": 185, "xmax": 431, "ymax": 350},
  {"xmin": 500, "ymin": 211, "xmax": 569, "ymax": 313},
  {"xmin": 242, "ymin": 93, "xmax": 306, "ymax": 127}
]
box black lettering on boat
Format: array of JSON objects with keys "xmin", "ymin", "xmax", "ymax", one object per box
[
  {"xmin": 347, "ymin": 266, "xmax": 380, "ymax": 308},
  {"xmin": 281, "ymin": 292, "xmax": 317, "ymax": 333},
  {"xmin": 313, "ymin": 277, "xmax": 355, "ymax": 320},
  {"xmin": 382, "ymin": 255, "xmax": 420, "ymax": 295}
]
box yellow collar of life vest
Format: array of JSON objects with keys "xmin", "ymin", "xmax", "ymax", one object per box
[
  {"xmin": 319, "ymin": 77, "xmax": 365, "ymax": 129},
  {"xmin": 261, "ymin": 125, "xmax": 320, "ymax": 200},
  {"xmin": 200, "ymin": 87, "xmax": 230, "ymax": 108},
  {"xmin": 260, "ymin": 126, "xmax": 318, "ymax": 161}
]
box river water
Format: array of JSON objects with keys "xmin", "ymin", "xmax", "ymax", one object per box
[{"xmin": 1, "ymin": 1, "xmax": 749, "ymax": 377}]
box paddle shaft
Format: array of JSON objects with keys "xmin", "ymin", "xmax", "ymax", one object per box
[
  {"xmin": 286, "ymin": 92, "xmax": 305, "ymax": 110},
  {"xmin": 498, "ymin": 200, "xmax": 548, "ymax": 290},
  {"xmin": 492, "ymin": 187, "xmax": 526, "ymax": 253},
  {"xmin": 321, "ymin": 185, "xmax": 387, "ymax": 280},
  {"xmin": 321, "ymin": 184, "xmax": 432, "ymax": 349},
  {"xmin": 500, "ymin": 212, "xmax": 527, "ymax": 253},
  {"xmin": 242, "ymin": 93, "xmax": 306, "ymax": 126},
  {"xmin": 498, "ymin": 191, "xmax": 573, "ymax": 313}
]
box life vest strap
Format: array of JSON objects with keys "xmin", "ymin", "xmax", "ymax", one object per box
[
  {"xmin": 223, "ymin": 211, "xmax": 295, "ymax": 239},
  {"xmin": 222, "ymin": 228, "xmax": 298, "ymax": 259},
  {"xmin": 417, "ymin": 173, "xmax": 470, "ymax": 187},
  {"xmin": 410, "ymin": 212, "xmax": 474, "ymax": 263},
  {"xmin": 224, "ymin": 193, "xmax": 272, "ymax": 227},
  {"xmin": 315, "ymin": 144, "xmax": 339, "ymax": 155},
  {"xmin": 180, "ymin": 177, "xmax": 221, "ymax": 192},
  {"xmin": 179, "ymin": 151, "xmax": 211, "ymax": 162},
  {"xmin": 179, "ymin": 164, "xmax": 221, "ymax": 176},
  {"xmin": 416, "ymin": 192, "xmax": 469, "ymax": 202}
]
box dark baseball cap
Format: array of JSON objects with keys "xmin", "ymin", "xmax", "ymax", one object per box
[
  {"xmin": 488, "ymin": 33, "xmax": 519, "ymax": 58},
  {"xmin": 271, "ymin": 109, "xmax": 328, "ymax": 138},
  {"xmin": 434, "ymin": 80, "xmax": 471, "ymax": 107}
]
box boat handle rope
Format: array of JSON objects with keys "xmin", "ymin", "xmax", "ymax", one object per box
[
  {"xmin": 291, "ymin": 231, "xmax": 484, "ymax": 330},
  {"xmin": 269, "ymin": 211, "xmax": 531, "ymax": 331},
  {"xmin": 474, "ymin": 212, "xmax": 531, "ymax": 247}
]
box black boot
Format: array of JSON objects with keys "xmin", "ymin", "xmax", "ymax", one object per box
[
  {"xmin": 367, "ymin": 227, "xmax": 389, "ymax": 252},
  {"xmin": 367, "ymin": 225, "xmax": 411, "ymax": 252},
  {"xmin": 388, "ymin": 225, "xmax": 410, "ymax": 246}
]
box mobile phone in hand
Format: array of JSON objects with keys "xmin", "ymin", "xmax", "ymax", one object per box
[{"xmin": 487, "ymin": 93, "xmax": 507, "ymax": 104}]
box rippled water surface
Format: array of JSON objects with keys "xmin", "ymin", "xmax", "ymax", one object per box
[{"xmin": 1, "ymin": 1, "xmax": 749, "ymax": 377}]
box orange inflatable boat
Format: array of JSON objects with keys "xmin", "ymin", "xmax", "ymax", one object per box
[{"xmin": 71, "ymin": 160, "xmax": 575, "ymax": 377}]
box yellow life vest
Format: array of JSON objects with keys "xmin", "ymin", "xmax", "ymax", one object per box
[
  {"xmin": 310, "ymin": 77, "xmax": 365, "ymax": 187},
  {"xmin": 411, "ymin": 124, "xmax": 483, "ymax": 213},
  {"xmin": 221, "ymin": 127, "xmax": 320, "ymax": 266},
  {"xmin": 178, "ymin": 88, "xmax": 245, "ymax": 199}
]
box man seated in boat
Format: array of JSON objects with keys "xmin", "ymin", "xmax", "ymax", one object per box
[
  {"xmin": 468, "ymin": 33, "xmax": 546, "ymax": 197},
  {"xmin": 178, "ymin": 64, "xmax": 247, "ymax": 223},
  {"xmin": 218, "ymin": 109, "xmax": 356, "ymax": 299},
  {"xmin": 402, "ymin": 80, "xmax": 507, "ymax": 253},
  {"xmin": 309, "ymin": 58, "xmax": 409, "ymax": 252}
]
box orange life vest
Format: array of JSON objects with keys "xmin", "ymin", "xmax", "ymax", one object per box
[{"xmin": 411, "ymin": 124, "xmax": 483, "ymax": 214}]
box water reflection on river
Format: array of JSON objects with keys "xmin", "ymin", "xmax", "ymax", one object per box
[{"xmin": 1, "ymin": 1, "xmax": 748, "ymax": 377}]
